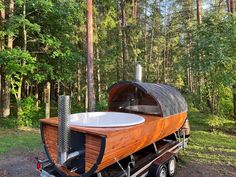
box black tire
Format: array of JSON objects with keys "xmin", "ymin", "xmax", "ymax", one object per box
[
  {"xmin": 168, "ymin": 157, "xmax": 176, "ymax": 177},
  {"xmin": 158, "ymin": 165, "xmax": 168, "ymax": 177},
  {"xmin": 147, "ymin": 164, "xmax": 168, "ymax": 177}
]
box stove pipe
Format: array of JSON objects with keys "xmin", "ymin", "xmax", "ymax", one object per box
[
  {"xmin": 58, "ymin": 95, "xmax": 71, "ymax": 164},
  {"xmin": 135, "ymin": 63, "xmax": 142, "ymax": 82}
]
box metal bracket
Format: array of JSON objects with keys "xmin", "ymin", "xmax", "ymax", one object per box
[
  {"xmin": 115, "ymin": 158, "xmax": 127, "ymax": 176},
  {"xmin": 153, "ymin": 143, "xmax": 159, "ymax": 154}
]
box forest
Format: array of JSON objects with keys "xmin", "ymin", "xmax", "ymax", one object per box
[{"xmin": 0, "ymin": 0, "xmax": 236, "ymax": 127}]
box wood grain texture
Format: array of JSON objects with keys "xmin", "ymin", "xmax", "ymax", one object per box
[
  {"xmin": 40, "ymin": 112, "xmax": 187, "ymax": 173},
  {"xmin": 85, "ymin": 134, "xmax": 101, "ymax": 172},
  {"xmin": 43, "ymin": 124, "xmax": 58, "ymax": 163}
]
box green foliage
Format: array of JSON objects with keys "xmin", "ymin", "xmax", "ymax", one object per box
[
  {"xmin": 207, "ymin": 115, "xmax": 224, "ymax": 132},
  {"xmin": 96, "ymin": 94, "xmax": 108, "ymax": 111},
  {"xmin": 17, "ymin": 97, "xmax": 43, "ymax": 127},
  {"xmin": 218, "ymin": 86, "xmax": 234, "ymax": 117},
  {"xmin": 184, "ymin": 12, "xmax": 236, "ymax": 114},
  {"xmin": 0, "ymin": 48, "xmax": 36, "ymax": 100}
]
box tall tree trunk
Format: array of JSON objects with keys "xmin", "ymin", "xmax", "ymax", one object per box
[
  {"xmin": 16, "ymin": 0, "xmax": 27, "ymax": 102},
  {"xmin": 77, "ymin": 64, "xmax": 81, "ymax": 103},
  {"xmin": 0, "ymin": 67, "xmax": 2, "ymax": 117},
  {"xmin": 0, "ymin": 0, "xmax": 5, "ymax": 50},
  {"xmin": 23, "ymin": 0, "xmax": 27, "ymax": 51},
  {"xmin": 35, "ymin": 84, "xmax": 39, "ymax": 110},
  {"xmin": 187, "ymin": 1, "xmax": 194, "ymax": 93},
  {"xmin": 233, "ymin": 84, "xmax": 236, "ymax": 121},
  {"xmin": 197, "ymin": 0, "xmax": 202, "ymax": 24},
  {"xmin": 162, "ymin": 48, "xmax": 166, "ymax": 83},
  {"xmin": 87, "ymin": 0, "xmax": 95, "ymax": 111},
  {"xmin": 45, "ymin": 82, "xmax": 50, "ymax": 118},
  {"xmin": 84, "ymin": 64, "xmax": 88, "ymax": 112},
  {"xmin": 116, "ymin": 4, "xmax": 121, "ymax": 82},
  {"xmin": 1, "ymin": 79, "xmax": 10, "ymax": 117},
  {"xmin": 96, "ymin": 48, "xmax": 101, "ymax": 102},
  {"xmin": 1, "ymin": 0, "xmax": 14, "ymax": 117},
  {"xmin": 132, "ymin": 0, "xmax": 138, "ymax": 21},
  {"xmin": 120, "ymin": 0, "xmax": 129, "ymax": 80},
  {"xmin": 57, "ymin": 80, "xmax": 61, "ymax": 96},
  {"xmin": 196, "ymin": 0, "xmax": 203, "ymax": 110},
  {"xmin": 147, "ymin": 28, "xmax": 154, "ymax": 81},
  {"xmin": 226, "ymin": 0, "xmax": 231, "ymax": 12},
  {"xmin": 0, "ymin": 0, "xmax": 5, "ymax": 117},
  {"xmin": 144, "ymin": 1, "xmax": 148, "ymax": 81},
  {"xmin": 230, "ymin": 0, "xmax": 234, "ymax": 13},
  {"xmin": 115, "ymin": 55, "xmax": 120, "ymax": 82},
  {"xmin": 163, "ymin": 0, "xmax": 168, "ymax": 83},
  {"xmin": 7, "ymin": 0, "xmax": 14, "ymax": 49}
]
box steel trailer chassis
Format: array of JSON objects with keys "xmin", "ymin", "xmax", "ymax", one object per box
[{"xmin": 38, "ymin": 133, "xmax": 188, "ymax": 177}]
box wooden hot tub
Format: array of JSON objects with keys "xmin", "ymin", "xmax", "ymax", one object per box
[{"xmin": 40, "ymin": 81, "xmax": 188, "ymax": 177}]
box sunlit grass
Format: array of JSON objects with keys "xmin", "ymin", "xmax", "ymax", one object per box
[
  {"xmin": 182, "ymin": 109, "xmax": 236, "ymax": 166},
  {"xmin": 0, "ymin": 128, "xmax": 41, "ymax": 154}
]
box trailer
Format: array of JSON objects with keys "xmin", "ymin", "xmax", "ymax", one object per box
[
  {"xmin": 37, "ymin": 65, "xmax": 190, "ymax": 177},
  {"xmin": 38, "ymin": 131, "xmax": 189, "ymax": 177},
  {"xmin": 38, "ymin": 129, "xmax": 188, "ymax": 177}
]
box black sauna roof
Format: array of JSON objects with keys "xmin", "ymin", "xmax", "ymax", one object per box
[{"xmin": 108, "ymin": 81, "xmax": 188, "ymax": 117}]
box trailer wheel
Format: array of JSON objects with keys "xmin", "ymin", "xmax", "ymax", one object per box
[
  {"xmin": 147, "ymin": 164, "xmax": 167, "ymax": 177},
  {"xmin": 158, "ymin": 165, "xmax": 167, "ymax": 177},
  {"xmin": 168, "ymin": 157, "xmax": 176, "ymax": 176}
]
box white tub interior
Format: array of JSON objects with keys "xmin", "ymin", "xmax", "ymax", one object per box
[{"xmin": 68, "ymin": 112, "xmax": 145, "ymax": 127}]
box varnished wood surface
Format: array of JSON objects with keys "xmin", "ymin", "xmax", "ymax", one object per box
[
  {"xmin": 40, "ymin": 112, "xmax": 187, "ymax": 173},
  {"xmin": 43, "ymin": 124, "xmax": 58, "ymax": 163},
  {"xmin": 85, "ymin": 134, "xmax": 102, "ymax": 172}
]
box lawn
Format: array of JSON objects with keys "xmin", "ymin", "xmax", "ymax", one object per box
[
  {"xmin": 181, "ymin": 109, "xmax": 236, "ymax": 166},
  {"xmin": 0, "ymin": 127, "xmax": 41, "ymax": 154}
]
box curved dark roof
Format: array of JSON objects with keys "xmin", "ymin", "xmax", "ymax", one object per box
[{"xmin": 108, "ymin": 81, "xmax": 188, "ymax": 117}]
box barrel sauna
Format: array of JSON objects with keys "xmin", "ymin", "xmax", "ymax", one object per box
[{"xmin": 40, "ymin": 81, "xmax": 188, "ymax": 177}]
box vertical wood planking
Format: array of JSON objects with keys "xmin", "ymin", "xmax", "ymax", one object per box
[{"xmin": 43, "ymin": 124, "xmax": 58, "ymax": 163}]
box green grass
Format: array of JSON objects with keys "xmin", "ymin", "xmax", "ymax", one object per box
[
  {"xmin": 0, "ymin": 128, "xmax": 41, "ymax": 154},
  {"xmin": 182, "ymin": 109, "xmax": 236, "ymax": 166}
]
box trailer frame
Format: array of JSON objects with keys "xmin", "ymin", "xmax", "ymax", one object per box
[{"xmin": 38, "ymin": 131, "xmax": 188, "ymax": 177}]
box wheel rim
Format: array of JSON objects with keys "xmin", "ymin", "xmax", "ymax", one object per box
[
  {"xmin": 160, "ymin": 167, "xmax": 167, "ymax": 177},
  {"xmin": 169, "ymin": 158, "xmax": 176, "ymax": 175}
]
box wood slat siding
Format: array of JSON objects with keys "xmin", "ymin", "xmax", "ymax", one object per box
[
  {"xmin": 40, "ymin": 112, "xmax": 187, "ymax": 173},
  {"xmin": 43, "ymin": 124, "xmax": 58, "ymax": 163},
  {"xmin": 85, "ymin": 134, "xmax": 101, "ymax": 172},
  {"xmin": 95, "ymin": 113, "xmax": 186, "ymax": 171}
]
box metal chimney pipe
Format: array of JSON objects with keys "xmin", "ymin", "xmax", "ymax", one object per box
[
  {"xmin": 58, "ymin": 95, "xmax": 71, "ymax": 164},
  {"xmin": 135, "ymin": 63, "xmax": 142, "ymax": 82}
]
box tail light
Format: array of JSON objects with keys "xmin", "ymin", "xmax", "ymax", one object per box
[{"xmin": 37, "ymin": 161, "xmax": 42, "ymax": 171}]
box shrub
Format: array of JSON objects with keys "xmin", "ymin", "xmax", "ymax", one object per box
[
  {"xmin": 17, "ymin": 97, "xmax": 43, "ymax": 127},
  {"xmin": 207, "ymin": 115, "xmax": 224, "ymax": 132}
]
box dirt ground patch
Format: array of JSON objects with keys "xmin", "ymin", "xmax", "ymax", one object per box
[
  {"xmin": 0, "ymin": 150, "xmax": 45, "ymax": 177},
  {"xmin": 175, "ymin": 161, "xmax": 236, "ymax": 177},
  {"xmin": 0, "ymin": 150, "xmax": 235, "ymax": 177}
]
